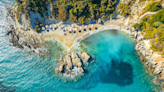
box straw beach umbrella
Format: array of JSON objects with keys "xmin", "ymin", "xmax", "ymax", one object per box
[
  {"xmin": 49, "ymin": 25, "xmax": 52, "ymax": 28},
  {"xmin": 42, "ymin": 27, "xmax": 45, "ymax": 30},
  {"xmin": 45, "ymin": 25, "xmax": 49, "ymax": 29}
]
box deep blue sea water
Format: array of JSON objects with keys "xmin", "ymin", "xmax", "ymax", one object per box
[{"xmin": 0, "ymin": 0, "xmax": 160, "ymax": 92}]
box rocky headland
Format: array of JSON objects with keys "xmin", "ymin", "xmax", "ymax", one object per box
[
  {"xmin": 5, "ymin": 0, "xmax": 164, "ymax": 91},
  {"xmin": 55, "ymin": 52, "xmax": 90, "ymax": 79},
  {"xmin": 131, "ymin": 30, "xmax": 164, "ymax": 91}
]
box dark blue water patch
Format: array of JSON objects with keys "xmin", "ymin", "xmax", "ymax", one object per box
[
  {"xmin": 1, "ymin": 26, "xmax": 159, "ymax": 92},
  {"xmin": 100, "ymin": 60, "xmax": 133, "ymax": 87},
  {"xmin": 70, "ymin": 29, "xmax": 158, "ymax": 92}
]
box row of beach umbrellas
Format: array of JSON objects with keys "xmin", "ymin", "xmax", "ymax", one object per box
[{"xmin": 41, "ymin": 24, "xmax": 96, "ymax": 35}]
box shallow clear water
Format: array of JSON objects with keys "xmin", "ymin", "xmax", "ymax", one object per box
[{"xmin": 0, "ymin": 0, "xmax": 160, "ymax": 92}]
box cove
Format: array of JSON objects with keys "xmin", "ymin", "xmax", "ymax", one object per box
[{"xmin": 0, "ymin": 28, "xmax": 160, "ymax": 92}]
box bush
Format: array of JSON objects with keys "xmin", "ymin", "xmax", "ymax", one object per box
[
  {"xmin": 149, "ymin": 9, "xmax": 164, "ymax": 25},
  {"xmin": 35, "ymin": 29, "xmax": 38, "ymax": 31},
  {"xmin": 152, "ymin": 21, "xmax": 162, "ymax": 28},
  {"xmin": 144, "ymin": 2, "xmax": 161, "ymax": 12},
  {"xmin": 133, "ymin": 22, "xmax": 146, "ymax": 29},
  {"xmin": 133, "ymin": 23, "xmax": 140, "ymax": 29}
]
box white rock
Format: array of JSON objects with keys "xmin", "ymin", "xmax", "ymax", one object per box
[
  {"xmin": 79, "ymin": 51, "xmax": 90, "ymax": 62},
  {"xmin": 154, "ymin": 66, "xmax": 163, "ymax": 75}
]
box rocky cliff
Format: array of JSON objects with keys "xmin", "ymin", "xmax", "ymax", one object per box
[{"xmin": 131, "ymin": 30, "xmax": 164, "ymax": 91}]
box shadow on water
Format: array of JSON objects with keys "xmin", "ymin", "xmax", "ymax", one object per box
[
  {"xmin": 100, "ymin": 60, "xmax": 133, "ymax": 87},
  {"xmin": 77, "ymin": 58, "xmax": 133, "ymax": 90}
]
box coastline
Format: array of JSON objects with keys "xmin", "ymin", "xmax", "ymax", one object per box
[
  {"xmin": 131, "ymin": 29, "xmax": 164, "ymax": 92},
  {"xmin": 6, "ymin": 3, "xmax": 164, "ymax": 91},
  {"xmin": 41, "ymin": 16, "xmax": 133, "ymax": 52},
  {"xmin": 69, "ymin": 24, "xmax": 131, "ymax": 52}
]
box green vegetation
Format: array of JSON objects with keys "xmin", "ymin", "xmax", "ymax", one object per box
[
  {"xmin": 133, "ymin": 8, "xmax": 164, "ymax": 54},
  {"xmin": 16, "ymin": 0, "xmax": 118, "ymax": 24},
  {"xmin": 117, "ymin": 0, "xmax": 136, "ymax": 17},
  {"xmin": 144, "ymin": 2, "xmax": 161, "ymax": 12},
  {"xmin": 16, "ymin": 0, "xmax": 53, "ymax": 18},
  {"xmin": 54, "ymin": 0, "xmax": 117, "ymax": 23}
]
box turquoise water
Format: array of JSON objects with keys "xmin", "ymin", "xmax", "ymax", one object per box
[{"xmin": 0, "ymin": 0, "xmax": 160, "ymax": 92}]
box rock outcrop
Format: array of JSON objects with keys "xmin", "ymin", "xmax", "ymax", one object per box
[
  {"xmin": 64, "ymin": 55, "xmax": 72, "ymax": 69},
  {"xmin": 79, "ymin": 51, "xmax": 90, "ymax": 62},
  {"xmin": 55, "ymin": 52, "xmax": 90, "ymax": 79},
  {"xmin": 132, "ymin": 29, "xmax": 164, "ymax": 91},
  {"xmin": 71, "ymin": 52, "xmax": 82, "ymax": 67}
]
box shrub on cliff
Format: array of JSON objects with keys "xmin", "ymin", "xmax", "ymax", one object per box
[
  {"xmin": 117, "ymin": 0, "xmax": 136, "ymax": 17},
  {"xmin": 149, "ymin": 9, "xmax": 164, "ymax": 25},
  {"xmin": 133, "ymin": 22, "xmax": 146, "ymax": 29},
  {"xmin": 144, "ymin": 2, "xmax": 161, "ymax": 12},
  {"xmin": 138, "ymin": 8, "xmax": 164, "ymax": 54}
]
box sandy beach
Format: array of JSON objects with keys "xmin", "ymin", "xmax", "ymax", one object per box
[{"xmin": 40, "ymin": 16, "xmax": 133, "ymax": 51}]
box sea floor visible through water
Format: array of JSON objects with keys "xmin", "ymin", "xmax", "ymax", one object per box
[
  {"xmin": 0, "ymin": 28, "xmax": 161, "ymax": 92},
  {"xmin": 0, "ymin": 0, "xmax": 161, "ymax": 91}
]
